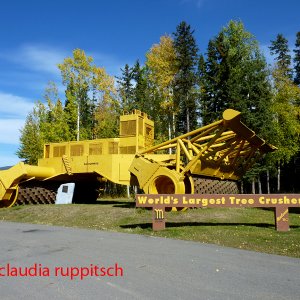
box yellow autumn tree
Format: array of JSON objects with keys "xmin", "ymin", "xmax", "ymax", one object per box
[
  {"xmin": 146, "ymin": 35, "xmax": 178, "ymax": 139},
  {"xmin": 270, "ymin": 68, "xmax": 300, "ymax": 163},
  {"xmin": 58, "ymin": 49, "xmax": 118, "ymax": 140},
  {"xmin": 92, "ymin": 65, "xmax": 119, "ymax": 138}
]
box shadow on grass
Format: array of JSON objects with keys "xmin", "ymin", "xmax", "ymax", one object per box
[
  {"xmin": 120, "ymin": 222, "xmax": 300, "ymax": 230},
  {"xmin": 95, "ymin": 200, "xmax": 135, "ymax": 208},
  {"xmin": 261, "ymin": 207, "xmax": 300, "ymax": 214}
]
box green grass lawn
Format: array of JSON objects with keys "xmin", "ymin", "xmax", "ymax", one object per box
[{"xmin": 1, "ymin": 198, "xmax": 299, "ymax": 258}]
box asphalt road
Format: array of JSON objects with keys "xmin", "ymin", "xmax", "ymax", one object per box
[{"xmin": 0, "ymin": 221, "xmax": 299, "ymax": 300}]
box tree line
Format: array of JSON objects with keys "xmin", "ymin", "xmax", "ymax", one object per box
[{"xmin": 18, "ymin": 20, "xmax": 300, "ymax": 193}]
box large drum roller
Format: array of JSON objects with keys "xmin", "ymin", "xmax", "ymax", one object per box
[{"xmin": 0, "ymin": 163, "xmax": 56, "ymax": 208}]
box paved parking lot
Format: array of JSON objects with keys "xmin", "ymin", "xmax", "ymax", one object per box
[{"xmin": 0, "ymin": 221, "xmax": 299, "ymax": 299}]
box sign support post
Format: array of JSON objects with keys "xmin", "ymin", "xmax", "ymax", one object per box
[
  {"xmin": 152, "ymin": 207, "xmax": 166, "ymax": 231},
  {"xmin": 275, "ymin": 206, "xmax": 289, "ymax": 231}
]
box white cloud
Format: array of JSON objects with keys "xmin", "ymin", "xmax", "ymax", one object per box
[
  {"xmin": 0, "ymin": 44, "xmax": 125, "ymax": 78},
  {"xmin": 20, "ymin": 45, "xmax": 66, "ymax": 75},
  {"xmin": 0, "ymin": 92, "xmax": 34, "ymax": 118},
  {"xmin": 0, "ymin": 44, "xmax": 66, "ymax": 76},
  {"xmin": 0, "ymin": 93, "xmax": 31, "ymax": 145},
  {"xmin": 0, "ymin": 44, "xmax": 127, "ymax": 92},
  {"xmin": 0, "ymin": 119, "xmax": 25, "ymax": 144}
]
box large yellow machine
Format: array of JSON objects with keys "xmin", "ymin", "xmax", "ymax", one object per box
[{"xmin": 0, "ymin": 109, "xmax": 276, "ymax": 208}]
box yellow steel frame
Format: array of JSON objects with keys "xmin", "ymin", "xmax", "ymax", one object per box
[{"xmin": 140, "ymin": 109, "xmax": 276, "ymax": 181}]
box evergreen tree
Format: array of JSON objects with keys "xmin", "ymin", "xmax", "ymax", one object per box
[
  {"xmin": 116, "ymin": 64, "xmax": 134, "ymax": 112},
  {"xmin": 64, "ymin": 78, "xmax": 78, "ymax": 140},
  {"xmin": 78, "ymin": 82, "xmax": 94, "ymax": 140},
  {"xmin": 197, "ymin": 54, "xmax": 209, "ymax": 124},
  {"xmin": 132, "ymin": 60, "xmax": 149, "ymax": 112},
  {"xmin": 198, "ymin": 37, "xmax": 226, "ymax": 125},
  {"xmin": 198, "ymin": 21, "xmax": 274, "ymax": 189},
  {"xmin": 173, "ymin": 21, "xmax": 199, "ymax": 134},
  {"xmin": 117, "ymin": 61, "xmax": 150, "ymax": 114},
  {"xmin": 42, "ymin": 82, "xmax": 70, "ymax": 142},
  {"xmin": 294, "ymin": 31, "xmax": 300, "ymax": 85},
  {"xmin": 17, "ymin": 106, "xmax": 44, "ymax": 165},
  {"xmin": 17, "ymin": 83, "xmax": 70, "ymax": 164},
  {"xmin": 199, "ymin": 21, "xmax": 273, "ymax": 137},
  {"xmin": 269, "ymin": 34, "xmax": 292, "ymax": 79}
]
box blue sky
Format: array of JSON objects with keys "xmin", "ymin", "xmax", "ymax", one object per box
[{"xmin": 0, "ymin": 0, "xmax": 299, "ymax": 166}]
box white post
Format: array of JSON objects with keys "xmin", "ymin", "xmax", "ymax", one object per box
[
  {"xmin": 168, "ymin": 124, "xmax": 172, "ymax": 154},
  {"xmin": 127, "ymin": 185, "xmax": 130, "ymax": 199},
  {"xmin": 267, "ymin": 170, "xmax": 270, "ymax": 194},
  {"xmin": 77, "ymin": 103, "xmax": 80, "ymax": 141}
]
